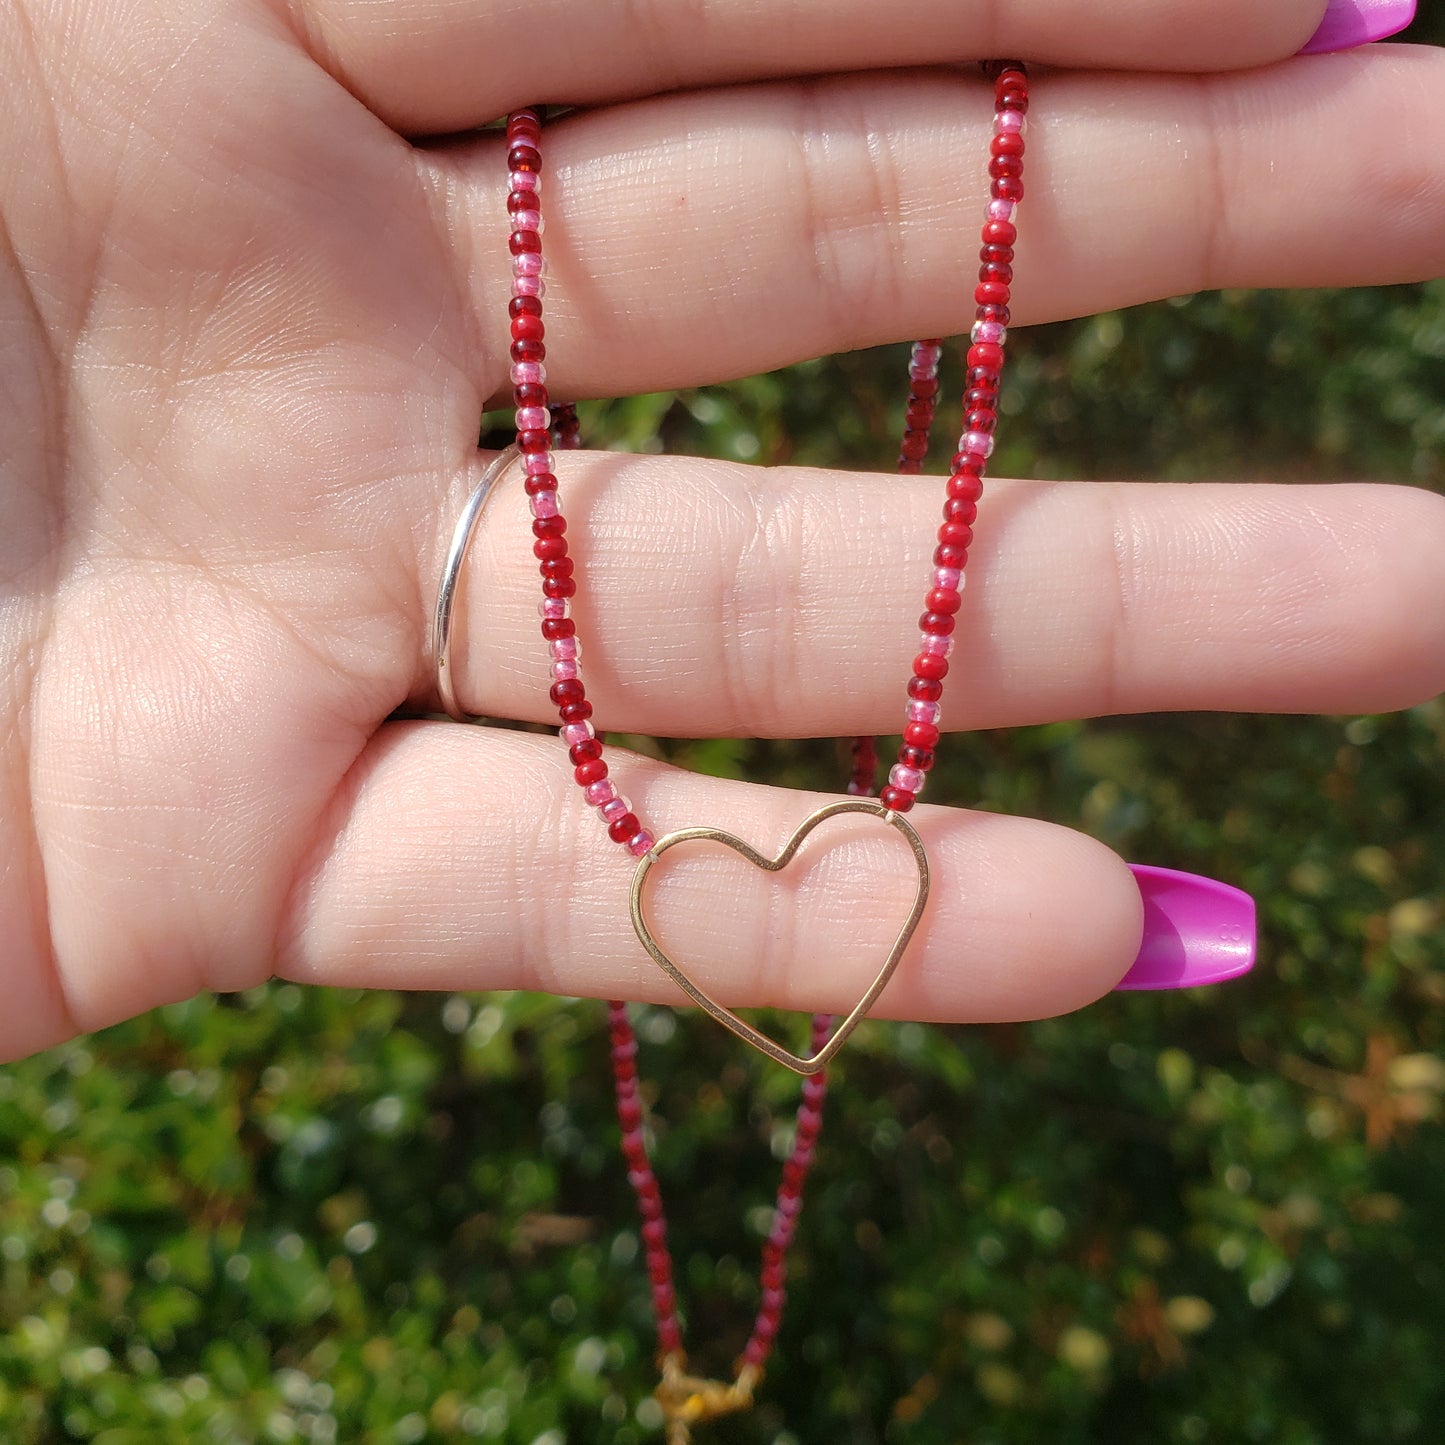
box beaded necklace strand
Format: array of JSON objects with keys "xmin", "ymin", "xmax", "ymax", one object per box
[{"xmin": 499, "ymin": 60, "xmax": 1028, "ymax": 1437}]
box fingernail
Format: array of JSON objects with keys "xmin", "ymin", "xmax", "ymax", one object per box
[
  {"xmin": 1298, "ymin": 0, "xmax": 1416, "ymax": 55},
  {"xmin": 1113, "ymin": 865, "xmax": 1256, "ymax": 991}
]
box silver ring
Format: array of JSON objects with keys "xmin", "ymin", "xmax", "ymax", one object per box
[{"xmin": 433, "ymin": 444, "xmax": 522, "ymax": 722}]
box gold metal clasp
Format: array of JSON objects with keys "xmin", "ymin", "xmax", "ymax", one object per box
[{"xmin": 655, "ymin": 1354, "xmax": 762, "ymax": 1443}]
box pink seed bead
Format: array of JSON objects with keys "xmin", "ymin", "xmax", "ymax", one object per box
[
  {"xmin": 963, "ymin": 430, "xmax": 995, "ymax": 458},
  {"xmin": 511, "ymin": 209, "xmax": 542, "ymax": 232},
  {"xmin": 540, "ymin": 597, "xmax": 569, "ymax": 620},
  {"xmin": 997, "ymin": 109, "xmax": 1024, "ymax": 133},
  {"xmin": 600, "ymin": 796, "xmax": 632, "ymax": 824},
  {"xmin": 628, "ymin": 830, "xmax": 656, "ymax": 857},
  {"xmin": 890, "ymin": 763, "xmax": 925, "ymax": 793},
  {"xmin": 514, "ymin": 274, "xmax": 545, "ymax": 298},
  {"xmin": 551, "ymin": 659, "xmax": 579, "ymax": 682},
  {"xmin": 512, "ymin": 251, "xmax": 543, "ymax": 278},
  {"xmin": 516, "ymin": 405, "xmax": 550, "ymax": 430},
  {"xmin": 934, "ymin": 566, "xmax": 963, "ymax": 590},
  {"xmin": 550, "ymin": 636, "xmax": 579, "ymax": 661},
  {"xmin": 523, "ymin": 451, "xmax": 554, "ymax": 476},
  {"xmin": 907, "ymin": 699, "xmax": 943, "ymax": 726},
  {"xmin": 971, "ymin": 320, "xmax": 1006, "ymax": 345},
  {"xmin": 585, "ymin": 780, "xmax": 616, "ymax": 808},
  {"xmin": 560, "ymin": 721, "xmax": 595, "ymax": 747},
  {"xmin": 919, "ymin": 634, "xmax": 953, "ymax": 658},
  {"xmin": 529, "ymin": 491, "xmax": 559, "ymax": 519},
  {"xmin": 511, "ymin": 361, "xmax": 545, "ymax": 386},
  {"xmin": 508, "ymin": 169, "xmax": 539, "ymax": 192},
  {"xmin": 987, "ymin": 198, "xmax": 1016, "ymax": 222}
]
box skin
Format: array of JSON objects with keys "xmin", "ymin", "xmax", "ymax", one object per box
[{"xmin": 1, "ymin": 0, "xmax": 1443, "ymax": 1062}]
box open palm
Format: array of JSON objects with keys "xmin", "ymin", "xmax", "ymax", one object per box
[{"xmin": 3, "ymin": 0, "xmax": 1444, "ymax": 1061}]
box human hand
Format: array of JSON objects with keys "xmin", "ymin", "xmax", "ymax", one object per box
[{"xmin": 3, "ymin": 1, "xmax": 1442, "ymax": 1062}]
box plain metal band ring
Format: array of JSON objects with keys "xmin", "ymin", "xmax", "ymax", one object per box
[{"xmin": 433, "ymin": 444, "xmax": 522, "ymax": 723}]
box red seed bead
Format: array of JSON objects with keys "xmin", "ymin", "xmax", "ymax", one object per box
[
  {"xmin": 905, "ymin": 721, "xmax": 941, "ymax": 749},
  {"xmin": 939, "ymin": 527, "xmax": 974, "ymax": 556},
  {"xmin": 900, "ymin": 745, "xmax": 935, "ymax": 771},
  {"xmin": 978, "ymin": 302, "xmax": 1011, "ymax": 325},
  {"xmin": 880, "ymin": 785, "xmax": 915, "ymax": 812},
  {"xmin": 541, "ymin": 617, "xmax": 576, "ymax": 641},
  {"xmin": 913, "ymin": 652, "xmax": 948, "ymax": 681},
  {"xmin": 967, "ymin": 341, "xmax": 1004, "ymax": 371},
  {"xmin": 539, "ymin": 557, "xmax": 574, "ymax": 580},
  {"xmin": 514, "ymin": 381, "xmax": 548, "ymax": 408},
  {"xmin": 506, "ymin": 190, "xmax": 537, "ymax": 215},
  {"xmin": 523, "ymin": 472, "xmax": 557, "ymax": 495},
  {"xmin": 510, "ymin": 337, "xmax": 546, "ymax": 363},
  {"xmin": 974, "ymin": 282, "xmax": 1010, "ymax": 309},
  {"xmin": 569, "ymin": 737, "xmax": 603, "ymax": 765},
  {"xmin": 518, "ymin": 428, "xmax": 551, "ymax": 454},
  {"xmin": 542, "ymin": 578, "xmax": 577, "ymax": 601},
  {"xmin": 993, "ymin": 176, "xmax": 1025, "ymax": 203},
  {"xmin": 934, "ymin": 543, "xmax": 968, "ymax": 569},
  {"xmin": 509, "ymin": 229, "xmax": 542, "ymax": 255},
  {"xmin": 980, "ymin": 243, "xmax": 1014, "ymax": 266},
  {"xmin": 575, "ymin": 759, "xmax": 609, "ymax": 787},
  {"xmin": 983, "ymin": 218, "xmax": 1017, "ymax": 246},
  {"xmin": 532, "ymin": 516, "xmax": 566, "ymax": 539},
  {"xmin": 909, "ymin": 675, "xmax": 944, "ymax": 703},
  {"xmin": 947, "ymin": 473, "xmax": 984, "ymax": 502},
  {"xmin": 991, "ymin": 132, "xmax": 1025, "ymax": 159},
  {"xmin": 927, "ymin": 587, "xmax": 962, "ymax": 615},
  {"xmin": 509, "ymin": 294, "xmax": 543, "ymax": 318},
  {"xmin": 944, "ymin": 499, "xmax": 979, "ymax": 527},
  {"xmin": 919, "ymin": 611, "xmax": 955, "ymax": 636},
  {"xmin": 507, "ymin": 144, "xmax": 541, "ymax": 171},
  {"xmin": 534, "ymin": 537, "xmax": 568, "ymax": 562},
  {"xmin": 979, "ymin": 261, "xmax": 1013, "ymax": 286},
  {"xmin": 608, "ymin": 813, "xmax": 641, "ymax": 844},
  {"xmin": 966, "ymin": 365, "xmax": 1001, "ymax": 390},
  {"xmin": 965, "ymin": 410, "xmax": 997, "ymax": 433},
  {"xmin": 558, "ymin": 699, "xmax": 593, "ymax": 723},
  {"xmin": 550, "ymin": 679, "xmax": 584, "ymax": 707},
  {"xmin": 510, "ymin": 313, "xmax": 546, "ymax": 343},
  {"xmin": 911, "ymin": 375, "xmax": 940, "ymax": 399},
  {"xmin": 900, "ymin": 431, "xmax": 930, "ymax": 460}
]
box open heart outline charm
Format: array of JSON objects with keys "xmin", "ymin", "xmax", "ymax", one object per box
[{"xmin": 628, "ymin": 799, "xmax": 930, "ymax": 1075}]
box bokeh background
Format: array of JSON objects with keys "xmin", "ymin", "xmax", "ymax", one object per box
[{"xmin": 3, "ymin": 10, "xmax": 1444, "ymax": 1443}]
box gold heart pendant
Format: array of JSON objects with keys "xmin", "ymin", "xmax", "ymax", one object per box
[{"xmin": 629, "ymin": 799, "xmax": 930, "ymax": 1075}]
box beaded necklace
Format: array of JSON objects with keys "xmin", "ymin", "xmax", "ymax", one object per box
[{"xmin": 499, "ymin": 61, "xmax": 1028, "ymax": 1438}]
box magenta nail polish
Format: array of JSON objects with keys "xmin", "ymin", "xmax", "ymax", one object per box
[
  {"xmin": 1299, "ymin": 0, "xmax": 1416, "ymax": 55},
  {"xmin": 1113, "ymin": 865, "xmax": 1256, "ymax": 991}
]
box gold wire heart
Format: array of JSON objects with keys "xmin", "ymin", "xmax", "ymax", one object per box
[{"xmin": 629, "ymin": 799, "xmax": 930, "ymax": 1075}]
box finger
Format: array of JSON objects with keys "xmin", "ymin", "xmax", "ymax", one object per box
[
  {"xmin": 423, "ymin": 452, "xmax": 1445, "ymax": 737},
  {"xmin": 295, "ymin": 0, "xmax": 1329, "ymax": 135},
  {"xmin": 428, "ymin": 51, "xmax": 1445, "ymax": 399},
  {"xmin": 278, "ymin": 722, "xmax": 1143, "ymax": 1024}
]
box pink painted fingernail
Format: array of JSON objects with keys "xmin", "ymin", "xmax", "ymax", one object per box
[
  {"xmin": 1113, "ymin": 865, "xmax": 1256, "ymax": 991},
  {"xmin": 1298, "ymin": 0, "xmax": 1416, "ymax": 55}
]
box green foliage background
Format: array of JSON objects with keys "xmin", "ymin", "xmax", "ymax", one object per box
[{"xmin": 4, "ymin": 16, "xmax": 1444, "ymax": 1445}]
